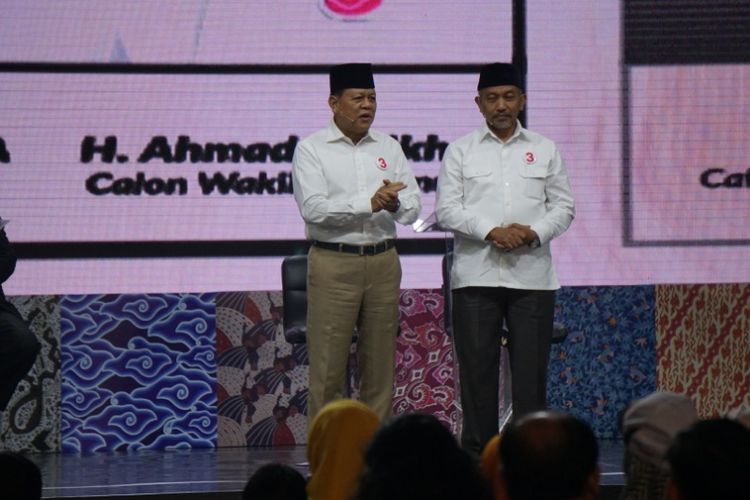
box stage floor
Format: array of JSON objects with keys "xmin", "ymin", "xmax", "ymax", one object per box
[{"xmin": 30, "ymin": 441, "xmax": 625, "ymax": 499}]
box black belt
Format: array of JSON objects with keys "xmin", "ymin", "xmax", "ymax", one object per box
[{"xmin": 312, "ymin": 239, "xmax": 395, "ymax": 256}]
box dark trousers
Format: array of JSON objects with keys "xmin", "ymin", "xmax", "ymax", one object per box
[
  {"xmin": 0, "ymin": 303, "xmax": 40, "ymax": 411},
  {"xmin": 452, "ymin": 286, "xmax": 555, "ymax": 455}
]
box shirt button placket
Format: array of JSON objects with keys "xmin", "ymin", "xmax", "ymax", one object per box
[
  {"xmin": 355, "ymin": 147, "xmax": 367, "ymax": 194},
  {"xmin": 355, "ymin": 146, "xmax": 372, "ymax": 235},
  {"xmin": 501, "ymin": 146, "xmax": 512, "ymax": 210}
]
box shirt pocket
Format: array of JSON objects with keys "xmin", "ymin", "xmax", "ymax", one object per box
[
  {"xmin": 463, "ymin": 166, "xmax": 492, "ymax": 180},
  {"xmin": 462, "ymin": 149, "xmax": 494, "ymax": 180},
  {"xmin": 519, "ymin": 167, "xmax": 547, "ymax": 201},
  {"xmin": 461, "ymin": 165, "xmax": 494, "ymax": 200}
]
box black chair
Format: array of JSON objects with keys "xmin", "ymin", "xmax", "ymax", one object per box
[
  {"xmin": 441, "ymin": 250, "xmax": 453, "ymax": 336},
  {"xmin": 552, "ymin": 321, "xmax": 568, "ymax": 344},
  {"xmin": 281, "ymin": 254, "xmax": 308, "ymax": 344}
]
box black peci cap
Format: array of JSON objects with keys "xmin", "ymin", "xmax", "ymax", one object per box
[
  {"xmin": 477, "ymin": 62, "xmax": 523, "ymax": 91},
  {"xmin": 330, "ymin": 63, "xmax": 375, "ymax": 94}
]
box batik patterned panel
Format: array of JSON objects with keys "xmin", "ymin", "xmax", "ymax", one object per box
[
  {"xmin": 656, "ymin": 284, "xmax": 750, "ymax": 417},
  {"xmin": 394, "ymin": 289, "xmax": 459, "ymax": 433},
  {"xmin": 216, "ymin": 291, "xmax": 308, "ymax": 447},
  {"xmin": 0, "ymin": 295, "xmax": 61, "ymax": 452},
  {"xmin": 60, "ymin": 293, "xmax": 216, "ymax": 452},
  {"xmin": 547, "ymin": 286, "xmax": 657, "ymax": 438},
  {"xmin": 216, "ymin": 289, "xmax": 459, "ymax": 447}
]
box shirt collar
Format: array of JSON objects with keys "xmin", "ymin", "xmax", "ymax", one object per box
[
  {"xmin": 480, "ymin": 120, "xmax": 527, "ymax": 144},
  {"xmin": 326, "ymin": 119, "xmax": 377, "ymax": 145}
]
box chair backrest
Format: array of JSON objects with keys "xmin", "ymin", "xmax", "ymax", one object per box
[
  {"xmin": 551, "ymin": 322, "xmax": 568, "ymax": 344},
  {"xmin": 441, "ymin": 251, "xmax": 453, "ymax": 336},
  {"xmin": 281, "ymin": 254, "xmax": 308, "ymax": 344}
]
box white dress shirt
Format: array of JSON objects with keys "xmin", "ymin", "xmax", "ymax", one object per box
[
  {"xmin": 292, "ymin": 120, "xmax": 421, "ymax": 245},
  {"xmin": 436, "ymin": 121, "xmax": 575, "ymax": 290}
]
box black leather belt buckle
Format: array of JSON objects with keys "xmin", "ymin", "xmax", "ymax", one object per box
[{"xmin": 314, "ymin": 239, "xmax": 394, "ymax": 256}]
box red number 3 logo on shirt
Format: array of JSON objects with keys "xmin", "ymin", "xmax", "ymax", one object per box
[
  {"xmin": 377, "ymin": 157, "xmax": 388, "ymax": 170},
  {"xmin": 525, "ymin": 152, "xmax": 536, "ymax": 165}
]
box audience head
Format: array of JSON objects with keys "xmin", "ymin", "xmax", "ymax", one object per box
[
  {"xmin": 620, "ymin": 391, "xmax": 698, "ymax": 499},
  {"xmin": 480, "ymin": 433, "xmax": 504, "ymax": 500},
  {"xmin": 241, "ymin": 462, "xmax": 306, "ymax": 500},
  {"xmin": 355, "ymin": 412, "xmax": 492, "ymax": 500},
  {"xmin": 0, "ymin": 451, "xmax": 42, "ymax": 500},
  {"xmin": 306, "ymin": 398, "xmax": 380, "ymax": 500},
  {"xmin": 665, "ymin": 418, "xmax": 750, "ymax": 500},
  {"xmin": 498, "ymin": 411, "xmax": 599, "ymax": 500}
]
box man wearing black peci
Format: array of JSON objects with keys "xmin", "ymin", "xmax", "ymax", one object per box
[
  {"xmin": 436, "ymin": 63, "xmax": 575, "ymax": 455},
  {"xmin": 292, "ymin": 63, "xmax": 421, "ymax": 422}
]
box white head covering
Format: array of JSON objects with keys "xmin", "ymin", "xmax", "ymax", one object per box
[{"xmin": 622, "ymin": 391, "xmax": 698, "ymax": 470}]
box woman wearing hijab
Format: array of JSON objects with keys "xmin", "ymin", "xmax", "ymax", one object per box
[{"xmin": 307, "ymin": 399, "xmax": 381, "ymax": 500}]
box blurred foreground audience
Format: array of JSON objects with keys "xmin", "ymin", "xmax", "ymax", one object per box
[
  {"xmin": 354, "ymin": 412, "xmax": 492, "ymax": 500},
  {"xmin": 306, "ymin": 399, "xmax": 380, "ymax": 500},
  {"xmin": 665, "ymin": 418, "xmax": 750, "ymax": 500},
  {"xmin": 480, "ymin": 433, "xmax": 504, "ymax": 500},
  {"xmin": 498, "ymin": 411, "xmax": 599, "ymax": 500},
  {"xmin": 620, "ymin": 391, "xmax": 698, "ymax": 500},
  {"xmin": 241, "ymin": 462, "xmax": 306, "ymax": 500},
  {"xmin": 0, "ymin": 451, "xmax": 42, "ymax": 500}
]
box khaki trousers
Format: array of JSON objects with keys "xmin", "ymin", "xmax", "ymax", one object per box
[{"xmin": 306, "ymin": 245, "xmax": 401, "ymax": 422}]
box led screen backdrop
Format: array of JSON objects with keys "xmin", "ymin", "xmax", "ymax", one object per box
[
  {"xmin": 2, "ymin": 0, "xmax": 750, "ymax": 295},
  {"xmin": 0, "ymin": 0, "xmax": 512, "ymax": 64},
  {"xmin": 622, "ymin": 0, "xmax": 750, "ymax": 247},
  {"xmin": 524, "ymin": 0, "xmax": 750, "ymax": 287},
  {"xmin": 0, "ymin": 72, "xmax": 475, "ymax": 243}
]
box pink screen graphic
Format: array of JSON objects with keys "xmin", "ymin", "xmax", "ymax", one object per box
[
  {"xmin": 629, "ymin": 65, "xmax": 750, "ymax": 242},
  {"xmin": 0, "ymin": 0, "xmax": 511, "ymax": 64}
]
